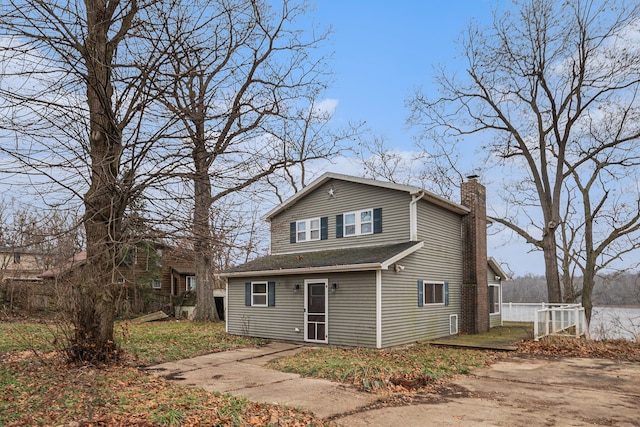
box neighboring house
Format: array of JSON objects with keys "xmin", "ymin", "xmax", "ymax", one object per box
[
  {"xmin": 0, "ymin": 246, "xmax": 45, "ymax": 283},
  {"xmin": 41, "ymin": 243, "xmax": 201, "ymax": 314},
  {"xmin": 221, "ymin": 172, "xmax": 509, "ymax": 348},
  {"xmin": 0, "ymin": 246, "xmax": 47, "ymax": 309}
]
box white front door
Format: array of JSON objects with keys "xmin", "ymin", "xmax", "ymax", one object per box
[{"xmin": 304, "ymin": 279, "xmax": 328, "ymax": 343}]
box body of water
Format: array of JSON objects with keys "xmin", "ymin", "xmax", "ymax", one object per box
[{"xmin": 590, "ymin": 306, "xmax": 640, "ymax": 340}]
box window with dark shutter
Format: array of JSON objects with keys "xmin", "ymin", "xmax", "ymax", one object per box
[
  {"xmin": 292, "ymin": 218, "xmax": 322, "ymax": 242},
  {"xmin": 419, "ymin": 280, "xmax": 446, "ymax": 305},
  {"xmin": 246, "ymin": 281, "xmax": 275, "ymax": 307},
  {"xmin": 339, "ymin": 208, "xmax": 378, "ymax": 237},
  {"xmin": 251, "ymin": 282, "xmax": 268, "ymax": 306}
]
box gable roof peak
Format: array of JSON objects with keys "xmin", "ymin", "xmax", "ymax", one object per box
[{"xmin": 263, "ymin": 172, "xmax": 469, "ymax": 220}]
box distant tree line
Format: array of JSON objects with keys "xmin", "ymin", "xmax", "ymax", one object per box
[{"xmin": 503, "ymin": 273, "xmax": 640, "ymax": 306}]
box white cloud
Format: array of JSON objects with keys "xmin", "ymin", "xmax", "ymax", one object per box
[{"xmin": 312, "ymin": 98, "xmax": 339, "ymax": 117}]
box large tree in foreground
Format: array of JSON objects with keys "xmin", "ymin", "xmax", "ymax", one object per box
[
  {"xmin": 408, "ymin": 0, "xmax": 640, "ymax": 322},
  {"xmin": 151, "ymin": 0, "xmax": 353, "ymax": 321},
  {"xmin": 0, "ymin": 0, "xmax": 169, "ymax": 362}
]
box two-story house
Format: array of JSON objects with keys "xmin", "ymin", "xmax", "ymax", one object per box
[{"xmin": 221, "ymin": 172, "xmax": 508, "ymax": 348}]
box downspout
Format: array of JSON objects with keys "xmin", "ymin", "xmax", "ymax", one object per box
[
  {"xmin": 410, "ymin": 191, "xmax": 426, "ymax": 241},
  {"xmin": 225, "ymin": 279, "xmax": 229, "ymax": 333}
]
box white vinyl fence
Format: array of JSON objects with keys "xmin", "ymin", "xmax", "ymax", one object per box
[
  {"xmin": 502, "ymin": 302, "xmax": 588, "ymax": 341},
  {"xmin": 533, "ymin": 304, "xmax": 587, "ymax": 341},
  {"xmin": 502, "ymin": 303, "xmax": 640, "ymax": 341},
  {"xmin": 501, "ymin": 302, "xmax": 545, "ymax": 322}
]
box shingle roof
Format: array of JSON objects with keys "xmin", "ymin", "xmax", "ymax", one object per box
[
  {"xmin": 40, "ymin": 251, "xmax": 87, "ymax": 278},
  {"xmin": 171, "ymin": 265, "xmax": 195, "ymax": 275},
  {"xmin": 221, "ymin": 241, "xmax": 423, "ymax": 277}
]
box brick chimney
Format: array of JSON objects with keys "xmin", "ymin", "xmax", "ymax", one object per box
[{"xmin": 460, "ymin": 177, "xmax": 490, "ymax": 334}]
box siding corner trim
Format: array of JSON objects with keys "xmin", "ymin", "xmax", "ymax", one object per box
[{"xmin": 376, "ymin": 269, "xmax": 382, "ymax": 349}]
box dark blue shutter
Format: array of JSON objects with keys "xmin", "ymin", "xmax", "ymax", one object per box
[
  {"xmin": 336, "ymin": 214, "xmax": 343, "ymax": 238},
  {"xmin": 245, "ymin": 282, "xmax": 251, "ymax": 306},
  {"xmin": 444, "ymin": 281, "xmax": 449, "ymax": 306},
  {"xmin": 373, "ymin": 208, "xmax": 382, "ymax": 234},
  {"xmin": 290, "ymin": 222, "xmax": 296, "ymax": 243},
  {"xmin": 320, "ymin": 217, "xmax": 328, "ymax": 240},
  {"xmin": 417, "ymin": 280, "xmax": 424, "ymax": 307},
  {"xmin": 268, "ymin": 281, "xmax": 276, "ymax": 307}
]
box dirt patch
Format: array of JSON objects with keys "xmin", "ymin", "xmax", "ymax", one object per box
[
  {"xmin": 161, "ymin": 372, "xmax": 186, "ymax": 381},
  {"xmin": 324, "ymin": 382, "xmax": 478, "ymax": 423},
  {"xmin": 335, "ymin": 355, "xmax": 640, "ymax": 426},
  {"xmin": 388, "ymin": 374, "xmax": 435, "ymax": 389}
]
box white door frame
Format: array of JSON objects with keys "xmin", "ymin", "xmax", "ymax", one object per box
[{"xmin": 304, "ymin": 279, "xmax": 328, "ymax": 343}]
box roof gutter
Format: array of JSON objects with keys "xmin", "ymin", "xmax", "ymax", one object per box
[{"xmin": 220, "ymin": 262, "xmax": 384, "ymax": 278}]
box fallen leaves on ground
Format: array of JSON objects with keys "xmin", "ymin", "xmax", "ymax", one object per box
[
  {"xmin": 516, "ymin": 336, "xmax": 640, "ymax": 361},
  {"xmin": 1, "ymin": 350, "xmax": 328, "ymax": 427}
]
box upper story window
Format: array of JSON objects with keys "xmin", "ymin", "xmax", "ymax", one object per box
[
  {"xmin": 344, "ymin": 209, "xmax": 373, "ymax": 236},
  {"xmin": 336, "ymin": 208, "xmax": 382, "ymax": 238},
  {"xmin": 290, "ymin": 217, "xmax": 328, "ymax": 243},
  {"xmin": 296, "ymin": 218, "xmax": 320, "ymax": 242},
  {"xmin": 13, "ymin": 252, "xmax": 21, "ymax": 264}
]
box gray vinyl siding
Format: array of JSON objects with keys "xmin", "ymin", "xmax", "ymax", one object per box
[
  {"xmin": 416, "ymin": 198, "xmax": 462, "ymax": 253},
  {"xmin": 381, "ymin": 202, "xmax": 464, "ymax": 347},
  {"xmin": 227, "ymin": 271, "xmax": 377, "ymax": 347},
  {"xmin": 325, "ymin": 271, "xmax": 377, "ymax": 347},
  {"xmin": 227, "ymin": 276, "xmax": 305, "ymax": 342},
  {"xmin": 270, "ymin": 179, "xmax": 410, "ymax": 254},
  {"xmin": 488, "ymin": 264, "xmax": 502, "ymax": 327}
]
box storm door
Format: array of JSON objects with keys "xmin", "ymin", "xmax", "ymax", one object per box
[{"xmin": 304, "ymin": 279, "xmax": 328, "ymax": 343}]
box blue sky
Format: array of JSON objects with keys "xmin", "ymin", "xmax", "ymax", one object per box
[
  {"xmin": 312, "ymin": 1, "xmax": 493, "ymax": 149},
  {"xmin": 299, "ymin": 1, "xmax": 544, "ymax": 277}
]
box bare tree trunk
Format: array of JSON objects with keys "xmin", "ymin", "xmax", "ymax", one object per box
[
  {"xmin": 192, "ymin": 131, "xmax": 219, "ymax": 322},
  {"xmin": 582, "ymin": 264, "xmax": 595, "ymax": 326},
  {"xmin": 542, "ymin": 231, "xmax": 562, "ymax": 303},
  {"xmin": 71, "ymin": 0, "xmax": 137, "ymax": 362}
]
